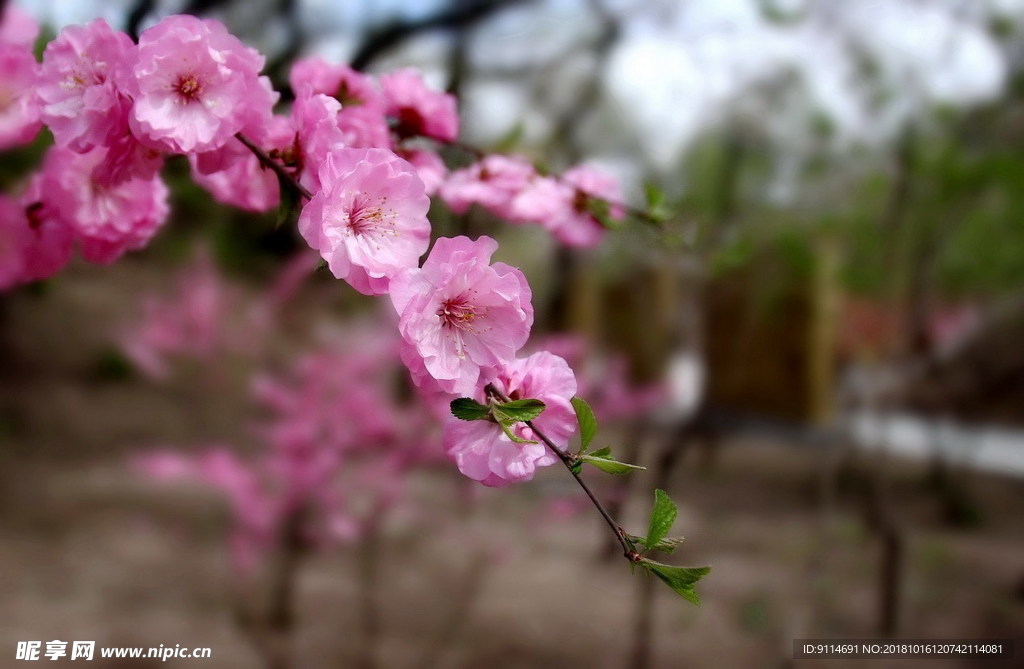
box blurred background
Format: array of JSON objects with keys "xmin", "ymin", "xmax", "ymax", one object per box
[{"xmin": 2, "ymin": 0, "xmax": 1024, "ymax": 667}]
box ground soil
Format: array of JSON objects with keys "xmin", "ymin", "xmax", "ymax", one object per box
[{"xmin": 1, "ymin": 260, "xmax": 1022, "ymax": 669}]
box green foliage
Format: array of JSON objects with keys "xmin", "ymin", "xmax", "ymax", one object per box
[
  {"xmin": 489, "ymin": 398, "xmax": 546, "ymax": 423},
  {"xmin": 618, "ymin": 489, "xmax": 708, "ymax": 603},
  {"xmin": 579, "ymin": 451, "xmax": 646, "ymax": 475},
  {"xmin": 570, "ymin": 396, "xmax": 597, "ymax": 452},
  {"xmin": 450, "ymin": 398, "xmax": 491, "ymax": 422},
  {"xmin": 640, "ymin": 561, "xmax": 710, "ymax": 605},
  {"xmin": 645, "ymin": 489, "xmax": 678, "ymax": 549},
  {"xmin": 449, "ymin": 396, "xmax": 545, "ymax": 444},
  {"xmin": 627, "ymin": 533, "xmax": 684, "ymax": 554}
]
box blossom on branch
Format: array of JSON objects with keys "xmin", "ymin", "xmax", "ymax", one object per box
[
  {"xmin": 0, "ymin": 40, "xmax": 40, "ymax": 150},
  {"xmin": 390, "ymin": 235, "xmax": 533, "ymax": 396},
  {"xmin": 41, "ymin": 146, "xmax": 169, "ymax": 263},
  {"xmin": 380, "ymin": 68, "xmax": 459, "ymax": 142},
  {"xmin": 443, "ymin": 351, "xmax": 577, "ymax": 486},
  {"xmin": 124, "ymin": 15, "xmax": 276, "ymax": 154},
  {"xmin": 38, "ymin": 19, "xmax": 134, "ymax": 153},
  {"xmin": 298, "ymin": 147, "xmax": 431, "ymax": 295}
]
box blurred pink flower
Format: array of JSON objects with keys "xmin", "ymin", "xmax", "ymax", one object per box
[
  {"xmin": 17, "ymin": 203, "xmax": 74, "ymax": 284},
  {"xmin": 119, "ymin": 251, "xmax": 226, "ymax": 378},
  {"xmin": 41, "ymin": 146, "xmax": 169, "ymax": 263},
  {"xmin": 439, "ymin": 154, "xmax": 535, "ymax": 215},
  {"xmin": 551, "ymin": 164, "xmax": 625, "ymax": 247},
  {"xmin": 399, "ymin": 148, "xmax": 447, "ymax": 196},
  {"xmin": 380, "ymin": 68, "xmax": 458, "ymax": 142},
  {"xmin": 0, "ymin": 41, "xmax": 41, "ymax": 150},
  {"xmin": 390, "ymin": 235, "xmax": 533, "ymax": 395},
  {"xmin": 0, "ymin": 5, "xmax": 39, "ymax": 50},
  {"xmin": 289, "ymin": 57, "xmax": 384, "ymax": 111},
  {"xmin": 38, "ymin": 19, "xmax": 134, "ymax": 153},
  {"xmin": 0, "ymin": 194, "xmax": 31, "ymax": 289},
  {"xmin": 534, "ymin": 334, "xmax": 667, "ymax": 422},
  {"xmin": 291, "ymin": 58, "xmax": 391, "ymax": 146}
]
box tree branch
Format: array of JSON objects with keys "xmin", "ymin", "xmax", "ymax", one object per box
[
  {"xmin": 350, "ymin": 0, "xmax": 534, "ymax": 72},
  {"xmin": 235, "ymin": 133, "xmax": 313, "ymax": 201},
  {"xmin": 484, "ymin": 383, "xmax": 639, "ymax": 562}
]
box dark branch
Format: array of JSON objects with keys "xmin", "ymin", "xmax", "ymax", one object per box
[
  {"xmin": 125, "ymin": 0, "xmax": 156, "ymax": 41},
  {"xmin": 234, "ymin": 133, "xmax": 313, "ymax": 201},
  {"xmin": 485, "ymin": 383, "xmax": 638, "ymax": 561},
  {"xmin": 351, "ymin": 0, "xmax": 534, "ymax": 72}
]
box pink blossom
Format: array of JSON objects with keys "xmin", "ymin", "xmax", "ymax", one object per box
[
  {"xmin": 0, "ymin": 194, "xmax": 31, "ymax": 289},
  {"xmin": 288, "ymin": 90, "xmax": 390, "ymax": 181},
  {"xmin": 552, "ymin": 164, "xmax": 625, "ymax": 247},
  {"xmin": 125, "ymin": 15, "xmax": 276, "ymax": 154},
  {"xmin": 335, "ymin": 103, "xmax": 392, "ymax": 149},
  {"xmin": 390, "ymin": 236, "xmax": 534, "ymax": 395},
  {"xmin": 12, "ymin": 181, "xmax": 75, "ymax": 283},
  {"xmin": 290, "ymin": 58, "xmax": 392, "ymax": 147},
  {"xmin": 291, "ymin": 92, "xmax": 345, "ymax": 192},
  {"xmin": 439, "ymin": 154, "xmax": 535, "ymax": 215},
  {"xmin": 253, "ymin": 342, "xmax": 400, "ymax": 457},
  {"xmin": 0, "ymin": 5, "xmax": 39, "ymax": 50},
  {"xmin": 533, "ymin": 334, "xmax": 667, "ymax": 422},
  {"xmin": 0, "ymin": 42, "xmax": 40, "ymax": 150},
  {"xmin": 289, "ymin": 57, "xmax": 384, "ymax": 111},
  {"xmin": 41, "ymin": 146, "xmax": 169, "ymax": 263},
  {"xmin": 400, "ymin": 148, "xmax": 447, "ymax": 196},
  {"xmin": 506, "ymin": 175, "xmax": 573, "ymax": 224},
  {"xmin": 91, "ymin": 123, "xmax": 165, "ymax": 186},
  {"xmin": 190, "ymin": 116, "xmax": 294, "ymax": 212},
  {"xmin": 443, "ymin": 351, "xmax": 577, "ymax": 486},
  {"xmin": 380, "ymin": 68, "xmax": 458, "ymax": 142},
  {"xmin": 133, "ymin": 450, "xmax": 199, "ymax": 481},
  {"xmin": 298, "ymin": 147, "xmax": 430, "ymax": 296},
  {"xmin": 118, "ymin": 251, "xmax": 228, "ymax": 379},
  {"xmin": 38, "ymin": 19, "xmax": 135, "ymax": 153}
]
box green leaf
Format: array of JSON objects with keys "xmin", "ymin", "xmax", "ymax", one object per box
[
  {"xmin": 590, "ymin": 446, "xmax": 612, "ymax": 458},
  {"xmin": 450, "ymin": 398, "xmax": 491, "ymax": 421},
  {"xmin": 641, "ymin": 559, "xmax": 710, "ymax": 605},
  {"xmin": 499, "ymin": 421, "xmax": 537, "ymax": 445},
  {"xmin": 642, "ymin": 182, "xmax": 671, "ymax": 223},
  {"xmin": 646, "ymin": 489, "xmax": 677, "ymax": 549},
  {"xmin": 644, "ymin": 182, "xmax": 665, "ymax": 210},
  {"xmin": 627, "ymin": 533, "xmax": 685, "ymax": 554},
  {"xmin": 586, "ymin": 197, "xmax": 617, "ymax": 229},
  {"xmin": 491, "ymin": 398, "xmax": 545, "ymax": 423},
  {"xmin": 580, "ymin": 454, "xmax": 646, "ymax": 475},
  {"xmin": 571, "ymin": 396, "xmax": 597, "ymax": 452}
]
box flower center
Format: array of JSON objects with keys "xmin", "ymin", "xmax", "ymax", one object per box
[
  {"xmin": 345, "ymin": 197, "xmax": 394, "ymax": 236},
  {"xmin": 438, "ymin": 296, "xmax": 478, "ymax": 332},
  {"xmin": 174, "ymin": 74, "xmax": 203, "ymax": 103}
]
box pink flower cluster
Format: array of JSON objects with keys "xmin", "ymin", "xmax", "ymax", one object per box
[
  {"xmin": 135, "ymin": 318, "xmax": 446, "ymax": 572},
  {"xmin": 439, "ymin": 156, "xmax": 626, "ymax": 248},
  {"xmin": 1, "ymin": 11, "xmax": 642, "ymax": 488}
]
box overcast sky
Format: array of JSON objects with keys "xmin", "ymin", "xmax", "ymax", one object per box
[{"xmin": 16, "ymin": 0, "xmax": 1024, "ymax": 193}]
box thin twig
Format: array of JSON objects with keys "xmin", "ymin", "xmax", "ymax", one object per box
[
  {"xmin": 484, "ymin": 383, "xmax": 639, "ymax": 561},
  {"xmin": 235, "ymin": 133, "xmax": 313, "ymax": 201}
]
